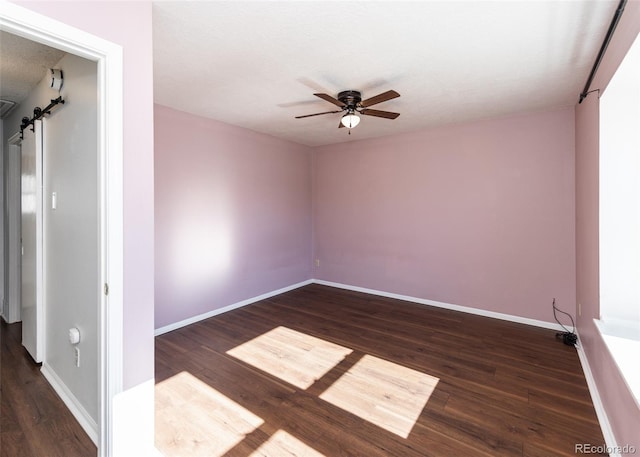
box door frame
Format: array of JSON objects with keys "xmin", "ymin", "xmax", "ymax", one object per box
[
  {"xmin": 0, "ymin": 3, "xmax": 124, "ymax": 455},
  {"xmin": 6, "ymin": 132, "xmax": 22, "ymax": 324}
]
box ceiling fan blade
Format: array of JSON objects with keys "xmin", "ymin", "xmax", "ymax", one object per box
[
  {"xmin": 295, "ymin": 110, "xmax": 342, "ymax": 119},
  {"xmin": 338, "ymin": 119, "xmax": 345, "ymax": 128},
  {"xmin": 360, "ymin": 90, "xmax": 400, "ymax": 107},
  {"xmin": 360, "ymin": 108, "xmax": 400, "ymax": 119},
  {"xmin": 314, "ymin": 93, "xmax": 345, "ymax": 108}
]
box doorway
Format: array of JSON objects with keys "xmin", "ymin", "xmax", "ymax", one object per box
[
  {"xmin": 3, "ymin": 30, "xmax": 100, "ymax": 441},
  {"xmin": 1, "ymin": 4, "xmax": 124, "ymax": 455}
]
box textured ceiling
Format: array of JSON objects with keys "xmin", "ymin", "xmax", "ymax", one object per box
[
  {"xmin": 0, "ymin": 30, "xmax": 66, "ymax": 114},
  {"xmin": 153, "ymin": 1, "xmax": 617, "ymax": 147}
]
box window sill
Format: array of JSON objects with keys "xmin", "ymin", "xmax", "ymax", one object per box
[{"xmin": 594, "ymin": 318, "xmax": 640, "ymax": 409}]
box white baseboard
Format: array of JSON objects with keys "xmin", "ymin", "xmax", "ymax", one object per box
[
  {"xmin": 155, "ymin": 278, "xmax": 565, "ymax": 336},
  {"xmin": 313, "ymin": 279, "xmax": 565, "ymax": 331},
  {"xmin": 575, "ymin": 339, "xmax": 619, "ymax": 456},
  {"xmin": 154, "ymin": 279, "xmax": 314, "ymax": 336},
  {"xmin": 41, "ymin": 363, "xmax": 98, "ymax": 445}
]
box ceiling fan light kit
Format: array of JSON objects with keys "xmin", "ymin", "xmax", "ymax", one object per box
[
  {"xmin": 296, "ymin": 89, "xmax": 400, "ymax": 133},
  {"xmin": 341, "ymin": 112, "xmax": 360, "ymax": 129}
]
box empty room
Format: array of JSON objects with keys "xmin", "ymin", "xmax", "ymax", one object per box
[{"xmin": 1, "ymin": 1, "xmax": 639, "ymax": 456}]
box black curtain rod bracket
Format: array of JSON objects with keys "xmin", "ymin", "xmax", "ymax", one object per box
[
  {"xmin": 579, "ymin": 0, "xmax": 627, "ymax": 104},
  {"xmin": 20, "ymin": 96, "xmax": 65, "ymax": 139}
]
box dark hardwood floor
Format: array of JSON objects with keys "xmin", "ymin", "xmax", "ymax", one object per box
[
  {"xmin": 0, "ymin": 319, "xmax": 96, "ymax": 457},
  {"xmin": 155, "ymin": 284, "xmax": 607, "ymax": 457},
  {"xmin": 1, "ymin": 283, "xmax": 605, "ymax": 457}
]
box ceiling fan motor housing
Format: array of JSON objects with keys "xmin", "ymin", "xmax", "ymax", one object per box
[{"xmin": 338, "ymin": 90, "xmax": 362, "ymax": 109}]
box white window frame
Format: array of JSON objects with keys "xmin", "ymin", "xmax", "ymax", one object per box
[{"xmin": 598, "ymin": 29, "xmax": 640, "ymax": 409}]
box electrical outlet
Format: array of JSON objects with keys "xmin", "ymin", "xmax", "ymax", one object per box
[
  {"xmin": 74, "ymin": 347, "xmax": 80, "ymax": 367},
  {"xmin": 315, "ymin": 259, "xmax": 320, "ymax": 267}
]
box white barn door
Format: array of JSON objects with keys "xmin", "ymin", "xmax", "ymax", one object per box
[{"xmin": 21, "ymin": 119, "xmax": 44, "ymax": 363}]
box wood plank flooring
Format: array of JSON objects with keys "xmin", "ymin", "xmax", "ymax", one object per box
[
  {"xmin": 0, "ymin": 319, "xmax": 96, "ymax": 457},
  {"xmin": 155, "ymin": 284, "xmax": 607, "ymax": 457}
]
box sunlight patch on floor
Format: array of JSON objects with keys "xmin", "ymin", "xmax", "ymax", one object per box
[
  {"xmin": 248, "ymin": 429, "xmax": 326, "ymax": 457},
  {"xmin": 226, "ymin": 326, "xmax": 353, "ymax": 389},
  {"xmin": 155, "ymin": 371, "xmax": 263, "ymax": 456},
  {"xmin": 319, "ymin": 354, "xmax": 439, "ymax": 438}
]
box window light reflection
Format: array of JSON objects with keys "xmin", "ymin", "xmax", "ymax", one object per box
[
  {"xmin": 170, "ymin": 220, "xmax": 232, "ymax": 289},
  {"xmin": 320, "ymin": 354, "xmax": 439, "ymax": 438},
  {"xmin": 226, "ymin": 326, "xmax": 353, "ymax": 389},
  {"xmin": 21, "ymin": 174, "xmax": 36, "ymax": 214},
  {"xmin": 249, "ymin": 429, "xmax": 325, "ymax": 457},
  {"xmin": 155, "ymin": 371, "xmax": 263, "ymax": 456}
]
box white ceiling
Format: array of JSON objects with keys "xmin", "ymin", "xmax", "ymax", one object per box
[
  {"xmin": 0, "ymin": 30, "xmax": 66, "ymax": 115},
  {"xmin": 153, "ymin": 1, "xmax": 617, "ymax": 147}
]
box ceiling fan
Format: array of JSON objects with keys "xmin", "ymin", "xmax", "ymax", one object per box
[{"xmin": 295, "ymin": 89, "xmax": 400, "ymax": 132}]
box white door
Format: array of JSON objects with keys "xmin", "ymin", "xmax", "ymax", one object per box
[{"xmin": 21, "ymin": 120, "xmax": 44, "ymax": 363}]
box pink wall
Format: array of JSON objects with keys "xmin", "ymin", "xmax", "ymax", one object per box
[
  {"xmin": 154, "ymin": 105, "xmax": 313, "ymax": 328},
  {"xmin": 16, "ymin": 1, "xmax": 155, "ymax": 390},
  {"xmin": 575, "ymin": 0, "xmax": 640, "ymax": 448},
  {"xmin": 314, "ymin": 108, "xmax": 576, "ymax": 322}
]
